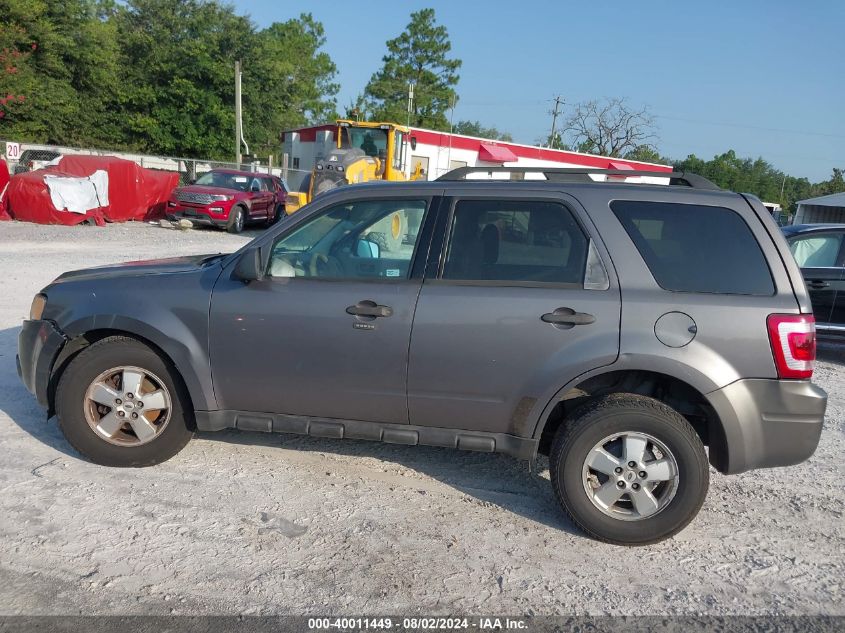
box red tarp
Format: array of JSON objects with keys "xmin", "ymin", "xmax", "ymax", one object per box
[
  {"xmin": 0, "ymin": 159, "xmax": 10, "ymax": 221},
  {"xmin": 57, "ymin": 155, "xmax": 179, "ymax": 222},
  {"xmin": 6, "ymin": 170, "xmax": 105, "ymax": 226},
  {"xmin": 3, "ymin": 155, "xmax": 179, "ymax": 225}
]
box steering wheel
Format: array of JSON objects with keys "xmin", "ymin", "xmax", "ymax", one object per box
[
  {"xmin": 308, "ymin": 252, "xmax": 327, "ymax": 277},
  {"xmin": 308, "ymin": 252, "xmax": 343, "ymax": 277}
]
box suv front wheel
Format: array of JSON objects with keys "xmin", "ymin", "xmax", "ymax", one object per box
[
  {"xmin": 227, "ymin": 205, "xmax": 245, "ymax": 234},
  {"xmin": 55, "ymin": 336, "xmax": 194, "ymax": 467},
  {"xmin": 550, "ymin": 393, "xmax": 709, "ymax": 545}
]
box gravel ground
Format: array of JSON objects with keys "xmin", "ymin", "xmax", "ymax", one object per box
[{"xmin": 0, "ymin": 220, "xmax": 843, "ymax": 616}]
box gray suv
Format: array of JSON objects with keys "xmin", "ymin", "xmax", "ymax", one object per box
[{"xmin": 17, "ymin": 167, "xmax": 827, "ymax": 545}]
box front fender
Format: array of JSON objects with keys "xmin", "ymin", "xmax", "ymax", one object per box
[
  {"xmin": 43, "ymin": 267, "xmax": 219, "ymax": 412},
  {"xmin": 61, "ymin": 314, "xmax": 216, "ymax": 411}
]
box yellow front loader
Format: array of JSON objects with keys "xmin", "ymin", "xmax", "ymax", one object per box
[{"xmin": 285, "ymin": 119, "xmax": 423, "ymax": 215}]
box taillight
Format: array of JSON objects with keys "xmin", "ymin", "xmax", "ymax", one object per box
[{"xmin": 767, "ymin": 314, "xmax": 816, "ymax": 379}]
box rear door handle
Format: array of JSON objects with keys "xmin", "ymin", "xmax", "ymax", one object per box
[
  {"xmin": 541, "ymin": 308, "xmax": 596, "ymax": 326},
  {"xmin": 808, "ymin": 280, "xmax": 830, "ymax": 289},
  {"xmin": 346, "ymin": 300, "xmax": 393, "ymax": 318}
]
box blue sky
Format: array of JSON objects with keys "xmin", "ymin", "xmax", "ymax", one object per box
[{"xmin": 232, "ymin": 0, "xmax": 843, "ymax": 181}]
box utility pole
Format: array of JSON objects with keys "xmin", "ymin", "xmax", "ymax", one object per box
[
  {"xmin": 447, "ymin": 92, "xmax": 456, "ymax": 174},
  {"xmin": 548, "ymin": 95, "xmax": 563, "ymax": 148},
  {"xmin": 406, "ymin": 81, "xmax": 415, "ymax": 128},
  {"xmin": 235, "ymin": 60, "xmax": 243, "ymax": 167}
]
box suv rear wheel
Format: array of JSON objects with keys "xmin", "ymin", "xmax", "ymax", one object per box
[
  {"xmin": 55, "ymin": 336, "xmax": 194, "ymax": 467},
  {"xmin": 550, "ymin": 393, "xmax": 708, "ymax": 545}
]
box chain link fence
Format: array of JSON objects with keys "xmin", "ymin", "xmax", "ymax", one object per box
[{"xmin": 1, "ymin": 140, "xmax": 311, "ymax": 190}]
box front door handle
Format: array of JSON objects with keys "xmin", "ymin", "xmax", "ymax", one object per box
[
  {"xmin": 541, "ymin": 307, "xmax": 596, "ymax": 326},
  {"xmin": 808, "ymin": 280, "xmax": 830, "ymax": 289},
  {"xmin": 346, "ymin": 300, "xmax": 393, "ymax": 318}
]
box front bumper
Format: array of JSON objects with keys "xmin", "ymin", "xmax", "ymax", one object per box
[
  {"xmin": 166, "ymin": 204, "xmax": 230, "ymax": 227},
  {"xmin": 17, "ymin": 319, "xmax": 67, "ymax": 409},
  {"xmin": 706, "ymin": 378, "xmax": 827, "ymax": 474}
]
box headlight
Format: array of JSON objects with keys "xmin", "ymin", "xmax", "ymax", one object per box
[
  {"xmin": 30, "ymin": 293, "xmax": 47, "ymax": 320},
  {"xmin": 212, "ymin": 194, "xmax": 234, "ymax": 201}
]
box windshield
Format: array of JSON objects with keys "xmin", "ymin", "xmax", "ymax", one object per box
[
  {"xmin": 194, "ymin": 171, "xmax": 250, "ymax": 191},
  {"xmin": 344, "ymin": 127, "xmax": 388, "ymax": 158}
]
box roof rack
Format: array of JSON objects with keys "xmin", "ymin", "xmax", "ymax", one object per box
[{"xmin": 436, "ymin": 166, "xmax": 721, "ymax": 190}]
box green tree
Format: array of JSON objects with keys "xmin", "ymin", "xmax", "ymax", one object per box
[
  {"xmin": 114, "ymin": 0, "xmax": 254, "ymax": 158},
  {"xmin": 114, "ymin": 1, "xmax": 339, "ymax": 161},
  {"xmin": 0, "ymin": 0, "xmax": 122, "ymax": 146},
  {"xmin": 0, "ymin": 1, "xmax": 36, "ymax": 129},
  {"xmin": 624, "ymin": 145, "xmax": 668, "ymax": 164},
  {"xmin": 814, "ymin": 168, "xmax": 845, "ymax": 196},
  {"xmin": 453, "ymin": 120, "xmax": 512, "ymax": 142},
  {"xmin": 364, "ymin": 8, "xmax": 461, "ymax": 130},
  {"xmin": 540, "ymin": 131, "xmax": 570, "ymax": 151},
  {"xmin": 671, "ymin": 151, "xmax": 844, "ymax": 212},
  {"xmin": 244, "ymin": 13, "xmax": 338, "ymax": 159}
]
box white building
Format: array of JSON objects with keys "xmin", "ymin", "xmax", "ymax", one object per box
[{"xmin": 793, "ymin": 192, "xmax": 845, "ymax": 224}]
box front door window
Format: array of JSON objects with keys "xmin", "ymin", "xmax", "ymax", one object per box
[{"xmin": 268, "ymin": 199, "xmax": 427, "ymax": 279}]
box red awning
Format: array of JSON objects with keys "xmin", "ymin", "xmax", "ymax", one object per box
[
  {"xmin": 478, "ymin": 143, "xmax": 518, "ymax": 163},
  {"xmin": 609, "ymin": 161, "xmax": 635, "ymax": 170}
]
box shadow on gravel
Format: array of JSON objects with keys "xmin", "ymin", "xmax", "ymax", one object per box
[
  {"xmin": 0, "ymin": 324, "xmax": 581, "ymax": 538},
  {"xmin": 818, "ymin": 339, "xmax": 845, "ymax": 366},
  {"xmin": 185, "ymin": 224, "xmax": 266, "ymax": 238},
  {"xmin": 202, "ymin": 428, "xmax": 581, "ymax": 536},
  {"xmin": 0, "ymin": 327, "xmax": 83, "ymax": 460}
]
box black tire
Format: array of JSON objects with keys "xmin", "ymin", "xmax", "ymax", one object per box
[
  {"xmin": 550, "ymin": 393, "xmax": 709, "ymax": 545},
  {"xmin": 268, "ymin": 204, "xmax": 283, "ymax": 226},
  {"xmin": 55, "ymin": 336, "xmax": 194, "ymax": 467},
  {"xmin": 227, "ymin": 205, "xmax": 245, "ymax": 234}
]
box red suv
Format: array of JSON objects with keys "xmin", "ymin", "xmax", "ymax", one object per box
[{"xmin": 166, "ymin": 169, "xmax": 289, "ymax": 233}]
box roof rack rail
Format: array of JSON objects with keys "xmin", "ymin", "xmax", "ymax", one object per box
[{"xmin": 436, "ymin": 166, "xmax": 721, "ymax": 190}]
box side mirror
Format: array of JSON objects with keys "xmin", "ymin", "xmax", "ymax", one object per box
[
  {"xmin": 233, "ymin": 248, "xmax": 265, "ymax": 282},
  {"xmin": 355, "ymin": 238, "xmax": 380, "ymax": 259},
  {"xmin": 250, "ymin": 183, "xmax": 261, "ymax": 193}
]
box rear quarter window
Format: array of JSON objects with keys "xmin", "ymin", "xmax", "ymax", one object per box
[{"xmin": 611, "ymin": 200, "xmax": 774, "ymax": 295}]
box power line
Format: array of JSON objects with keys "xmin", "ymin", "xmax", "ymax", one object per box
[
  {"xmin": 457, "ymin": 98, "xmax": 845, "ymax": 141},
  {"xmin": 647, "ymin": 113, "xmax": 845, "ymax": 140}
]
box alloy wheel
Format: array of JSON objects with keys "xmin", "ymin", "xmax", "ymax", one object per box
[
  {"xmin": 83, "ymin": 365, "xmax": 172, "ymax": 446},
  {"xmin": 582, "ymin": 431, "xmax": 679, "ymax": 521}
]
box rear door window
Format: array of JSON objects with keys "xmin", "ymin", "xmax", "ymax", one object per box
[
  {"xmin": 611, "ymin": 200, "xmax": 774, "ymax": 295},
  {"xmin": 442, "ymin": 199, "xmax": 588, "ymax": 284}
]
